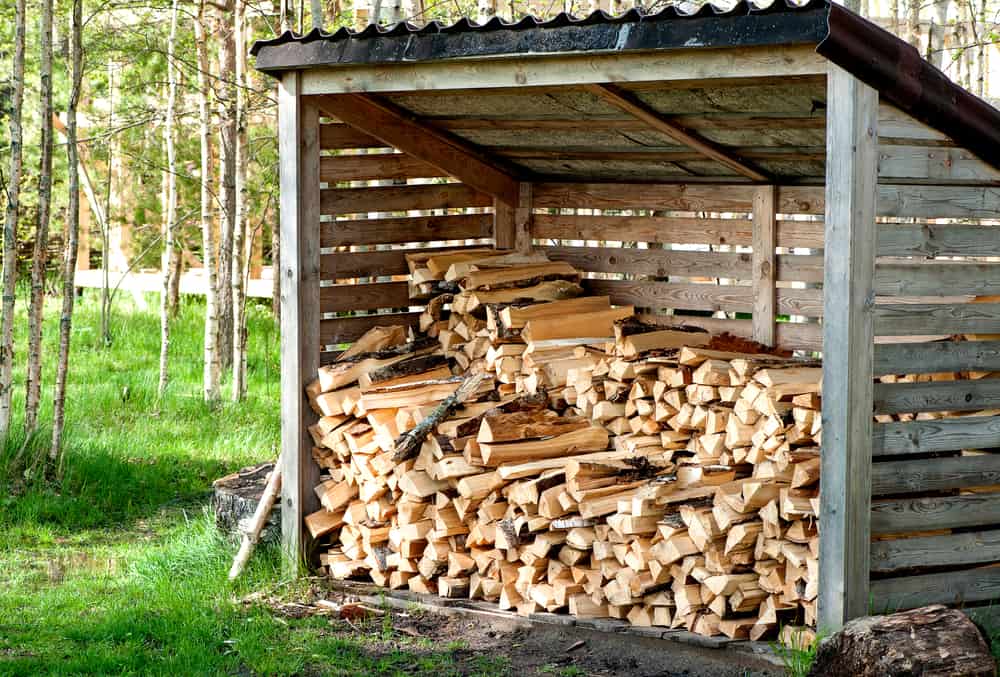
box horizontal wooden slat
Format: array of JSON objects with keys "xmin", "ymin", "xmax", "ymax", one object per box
[
  {"xmin": 533, "ymin": 183, "xmax": 758, "ymax": 213},
  {"xmin": 874, "ymin": 303, "xmax": 1000, "ymax": 336},
  {"xmin": 877, "ymin": 145, "xmax": 1000, "ymax": 185},
  {"xmin": 874, "ymin": 379, "xmax": 1000, "ymax": 415},
  {"xmin": 322, "ymin": 214, "xmax": 493, "ymax": 247},
  {"xmin": 321, "ymin": 184, "xmax": 492, "ymax": 215},
  {"xmin": 870, "ymin": 529, "xmax": 1000, "ymax": 574},
  {"xmin": 582, "ymin": 279, "xmax": 822, "ymax": 316},
  {"xmin": 878, "ymin": 224, "xmax": 1000, "ymax": 258},
  {"xmin": 871, "ymin": 492, "xmax": 1000, "ymax": 533},
  {"xmin": 541, "ymin": 245, "xmax": 750, "ymax": 278},
  {"xmin": 531, "ymin": 214, "xmax": 823, "ymax": 248},
  {"xmin": 776, "ymin": 254, "xmax": 823, "ymax": 283},
  {"xmin": 321, "ymin": 246, "xmax": 468, "ymax": 279},
  {"xmin": 877, "ymin": 185, "xmax": 1000, "ymax": 219},
  {"xmin": 878, "ymin": 103, "xmax": 951, "ymax": 143},
  {"xmin": 874, "ymin": 416, "xmax": 1000, "ymax": 456},
  {"xmin": 875, "ymin": 263, "xmax": 1000, "ymax": 297},
  {"xmin": 871, "ymin": 565, "xmax": 1000, "ymax": 610},
  {"xmin": 320, "ymin": 281, "xmax": 412, "ymax": 313},
  {"xmin": 875, "ymin": 341, "xmax": 1000, "ymax": 378},
  {"xmin": 321, "ymin": 312, "xmax": 422, "ymax": 349},
  {"xmin": 872, "ymin": 454, "xmax": 1000, "ymax": 495},
  {"xmin": 634, "ymin": 313, "xmax": 821, "ymax": 352},
  {"xmin": 319, "ymin": 123, "xmax": 385, "ymax": 149},
  {"xmin": 320, "ymin": 153, "xmax": 444, "ymax": 182}
]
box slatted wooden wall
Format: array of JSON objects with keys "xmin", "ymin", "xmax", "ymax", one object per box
[
  {"xmin": 319, "ymin": 120, "xmax": 495, "ymax": 362},
  {"xmin": 530, "ymin": 183, "xmax": 826, "ymax": 352},
  {"xmin": 866, "ymin": 105, "xmax": 1000, "ymax": 616}
]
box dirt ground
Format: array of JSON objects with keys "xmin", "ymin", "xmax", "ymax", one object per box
[{"xmin": 273, "ymin": 583, "xmax": 784, "ymax": 677}]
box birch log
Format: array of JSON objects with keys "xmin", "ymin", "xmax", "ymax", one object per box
[{"xmin": 229, "ymin": 455, "xmax": 283, "ymax": 580}]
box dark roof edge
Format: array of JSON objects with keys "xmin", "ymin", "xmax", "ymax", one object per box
[
  {"xmin": 818, "ymin": 4, "xmax": 1000, "ymax": 169},
  {"xmin": 252, "ymin": 0, "xmax": 831, "ymax": 69}
]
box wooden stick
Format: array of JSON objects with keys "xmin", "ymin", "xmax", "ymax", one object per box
[
  {"xmin": 228, "ymin": 454, "xmax": 283, "ymax": 581},
  {"xmin": 392, "ymin": 372, "xmax": 492, "ymax": 463}
]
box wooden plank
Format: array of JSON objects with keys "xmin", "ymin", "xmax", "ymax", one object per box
[
  {"xmin": 300, "ymin": 45, "xmax": 828, "ymax": 95},
  {"xmin": 321, "ymin": 246, "xmax": 466, "ymax": 279},
  {"xmin": 872, "ymin": 454, "xmax": 1000, "ymax": 495},
  {"xmin": 320, "ymin": 184, "xmax": 492, "ymax": 215},
  {"xmin": 539, "ymin": 245, "xmax": 750, "ymax": 278},
  {"xmin": 878, "ymin": 103, "xmax": 951, "ymax": 144},
  {"xmin": 320, "ymin": 281, "xmax": 412, "ymax": 313},
  {"xmin": 582, "ymin": 279, "xmax": 823, "ymax": 316},
  {"xmin": 531, "ymin": 214, "xmax": 824, "ymax": 249},
  {"xmin": 752, "ymin": 185, "xmax": 776, "ymax": 346},
  {"xmin": 493, "ymin": 197, "xmax": 515, "ymax": 250},
  {"xmin": 877, "ymin": 224, "xmax": 1000, "ymax": 257},
  {"xmin": 870, "ymin": 529, "xmax": 1000, "ymax": 574},
  {"xmin": 777, "ymin": 254, "xmax": 824, "ymax": 283},
  {"xmin": 278, "ymin": 73, "xmax": 322, "ymax": 574},
  {"xmin": 877, "ymin": 144, "xmax": 1000, "ymax": 185},
  {"xmin": 533, "ymin": 183, "xmax": 756, "ymax": 212},
  {"xmin": 875, "ymin": 263, "xmax": 1000, "ymax": 297},
  {"xmin": 322, "ymin": 214, "xmax": 493, "ymax": 247},
  {"xmin": 874, "ymin": 416, "xmax": 1000, "ymax": 457},
  {"xmin": 314, "ymin": 94, "xmax": 520, "ymax": 205},
  {"xmin": 877, "ymin": 185, "xmax": 1000, "ymax": 219},
  {"xmin": 873, "ymin": 303, "xmax": 1000, "ymax": 336},
  {"xmin": 818, "ymin": 67, "xmax": 878, "ymax": 629},
  {"xmin": 874, "ymin": 379, "xmax": 1000, "ymax": 414},
  {"xmin": 634, "ymin": 313, "xmax": 822, "ymax": 352},
  {"xmin": 514, "ymin": 182, "xmax": 533, "ymax": 254},
  {"xmin": 320, "ymin": 312, "xmax": 422, "ymax": 349},
  {"xmin": 432, "ymin": 113, "xmax": 828, "ymax": 133},
  {"xmin": 871, "ymin": 566, "xmax": 1000, "ymax": 611},
  {"xmin": 319, "ymin": 122, "xmax": 384, "ymax": 149},
  {"xmin": 872, "ymin": 493, "xmax": 1000, "ymax": 533},
  {"xmin": 874, "ymin": 340, "xmax": 1000, "ymax": 376},
  {"xmin": 586, "ymin": 83, "xmax": 770, "ymax": 181},
  {"xmin": 320, "ymin": 152, "xmax": 444, "ymax": 182}
]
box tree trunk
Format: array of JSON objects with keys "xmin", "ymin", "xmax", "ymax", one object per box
[
  {"xmin": 217, "ymin": 0, "xmax": 237, "ymax": 373},
  {"xmin": 52, "ymin": 0, "xmax": 84, "ymax": 463},
  {"xmin": 168, "ymin": 243, "xmax": 182, "ymax": 317},
  {"xmin": 231, "ymin": 0, "xmax": 249, "ymax": 401},
  {"xmin": 889, "ymin": 0, "xmax": 900, "ymax": 35},
  {"xmin": 159, "ymin": 0, "xmax": 180, "ymax": 397},
  {"xmin": 196, "ymin": 0, "xmax": 222, "ymax": 402},
  {"xmin": 906, "ymin": 0, "xmax": 921, "ymax": 49},
  {"xmin": 975, "ymin": 0, "xmax": 986, "ymax": 97},
  {"xmin": 25, "ymin": 0, "xmax": 56, "ymax": 434},
  {"xmin": 0, "ymin": 0, "xmax": 27, "ymax": 436},
  {"xmin": 929, "ymin": 0, "xmax": 950, "ymax": 68},
  {"xmin": 311, "ymin": 0, "xmax": 323, "ymax": 28}
]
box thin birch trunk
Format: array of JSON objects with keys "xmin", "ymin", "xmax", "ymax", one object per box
[
  {"xmin": 100, "ymin": 64, "xmax": 115, "ymax": 348},
  {"xmin": 928, "ymin": 0, "xmax": 950, "ymax": 68},
  {"xmin": 159, "ymin": 0, "xmax": 180, "ymax": 396},
  {"xmin": 906, "ymin": 0, "xmax": 921, "ymax": 49},
  {"xmin": 52, "ymin": 0, "xmax": 84, "ymax": 462},
  {"xmin": 196, "ymin": 0, "xmax": 222, "ymax": 401},
  {"xmin": 311, "ymin": 0, "xmax": 323, "ymax": 27},
  {"xmin": 231, "ymin": 0, "xmax": 249, "ymax": 401},
  {"xmin": 0, "ymin": 0, "xmax": 27, "ymax": 436},
  {"xmin": 25, "ymin": 0, "xmax": 56, "ymax": 433},
  {"xmin": 975, "ymin": 0, "xmax": 986, "ymax": 97},
  {"xmin": 217, "ymin": 0, "xmax": 237, "ymax": 372}
]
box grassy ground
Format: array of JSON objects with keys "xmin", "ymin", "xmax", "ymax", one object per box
[{"xmin": 0, "ymin": 291, "xmax": 513, "ymax": 676}]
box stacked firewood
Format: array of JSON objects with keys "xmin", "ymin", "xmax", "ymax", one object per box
[{"xmin": 302, "ymin": 253, "xmax": 826, "ymax": 640}]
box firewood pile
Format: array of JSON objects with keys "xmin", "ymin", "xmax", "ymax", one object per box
[{"xmin": 304, "ymin": 251, "xmax": 825, "ymax": 640}]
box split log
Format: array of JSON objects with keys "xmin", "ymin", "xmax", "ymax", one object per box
[
  {"xmin": 392, "ymin": 372, "xmax": 492, "ymax": 462},
  {"xmin": 807, "ymin": 605, "xmax": 995, "ymax": 677}
]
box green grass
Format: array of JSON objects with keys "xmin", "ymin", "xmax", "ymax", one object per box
[{"xmin": 0, "ymin": 291, "xmax": 509, "ymax": 676}]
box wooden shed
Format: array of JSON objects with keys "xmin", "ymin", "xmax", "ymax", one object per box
[{"xmin": 252, "ymin": 0, "xmax": 1000, "ymax": 632}]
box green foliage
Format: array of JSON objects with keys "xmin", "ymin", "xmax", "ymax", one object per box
[{"xmin": 771, "ymin": 627, "xmax": 823, "ymax": 677}]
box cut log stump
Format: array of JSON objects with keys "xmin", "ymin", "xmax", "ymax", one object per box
[
  {"xmin": 213, "ymin": 463, "xmax": 281, "ymax": 544},
  {"xmin": 808, "ymin": 604, "xmax": 996, "ymax": 677}
]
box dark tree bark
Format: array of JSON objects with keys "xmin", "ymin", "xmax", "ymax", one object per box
[{"xmin": 217, "ymin": 0, "xmax": 237, "ymax": 371}]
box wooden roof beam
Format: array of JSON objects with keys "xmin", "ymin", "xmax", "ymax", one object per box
[
  {"xmin": 587, "ymin": 83, "xmax": 771, "ymax": 183},
  {"xmin": 314, "ymin": 93, "xmax": 521, "ymax": 206}
]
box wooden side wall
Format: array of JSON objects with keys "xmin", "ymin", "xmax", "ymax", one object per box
[
  {"xmin": 867, "ymin": 105, "xmax": 1000, "ymax": 616},
  {"xmin": 318, "ymin": 122, "xmax": 494, "ymax": 361}
]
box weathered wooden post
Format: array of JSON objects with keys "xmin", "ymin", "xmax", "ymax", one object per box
[
  {"xmin": 278, "ymin": 72, "xmax": 322, "ymax": 574},
  {"xmin": 819, "ymin": 65, "xmax": 879, "ymax": 630}
]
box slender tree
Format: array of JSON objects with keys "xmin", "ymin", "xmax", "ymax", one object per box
[
  {"xmin": 217, "ymin": 0, "xmax": 237, "ymax": 371},
  {"xmin": 52, "ymin": 0, "xmax": 85, "ymax": 462},
  {"xmin": 159, "ymin": 0, "xmax": 180, "ymax": 396},
  {"xmin": 196, "ymin": 0, "xmax": 222, "ymax": 401},
  {"xmin": 25, "ymin": 0, "xmax": 57, "ymax": 434},
  {"xmin": 232, "ymin": 0, "xmax": 249, "ymax": 400},
  {"xmin": 0, "ymin": 0, "xmax": 27, "ymax": 436}
]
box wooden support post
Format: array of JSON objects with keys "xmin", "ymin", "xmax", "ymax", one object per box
[
  {"xmin": 819, "ymin": 66, "xmax": 878, "ymax": 631},
  {"xmin": 278, "ymin": 71, "xmax": 322, "ymax": 575},
  {"xmin": 494, "ymin": 182, "xmax": 532, "ymax": 253},
  {"xmin": 751, "ymin": 185, "xmax": 776, "ymax": 347}
]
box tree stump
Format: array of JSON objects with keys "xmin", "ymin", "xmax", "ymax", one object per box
[
  {"xmin": 808, "ymin": 604, "xmax": 996, "ymax": 677},
  {"xmin": 213, "ymin": 462, "xmax": 281, "ymax": 544}
]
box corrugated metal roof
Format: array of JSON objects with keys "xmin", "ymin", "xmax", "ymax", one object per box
[{"xmin": 251, "ymin": 0, "xmax": 826, "ymax": 57}]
